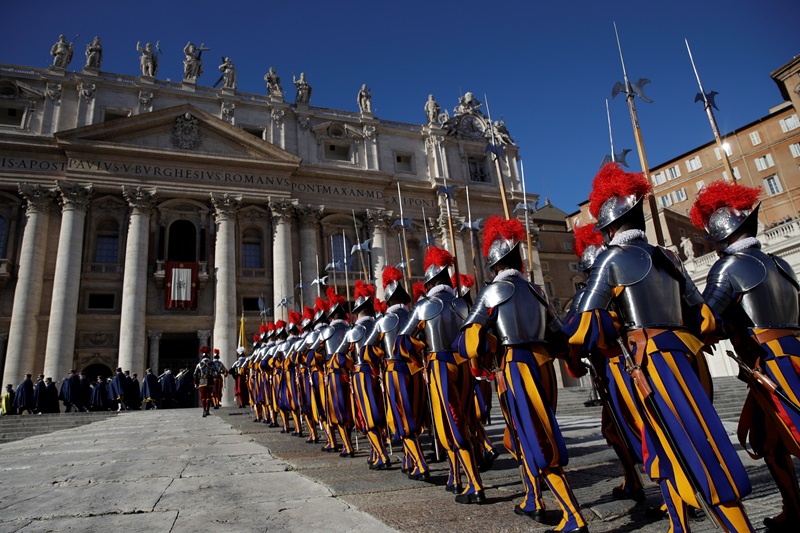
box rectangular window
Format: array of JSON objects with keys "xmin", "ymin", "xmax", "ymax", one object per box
[
  {"xmin": 696, "ymin": 180, "xmax": 705, "ymax": 191},
  {"xmin": 652, "ymin": 171, "xmax": 666, "ymax": 186},
  {"xmin": 324, "ymin": 142, "xmax": 351, "ymax": 162},
  {"xmin": 722, "ymin": 166, "xmax": 742, "ymax": 181},
  {"xmin": 685, "ymin": 156, "xmax": 702, "ymax": 172},
  {"xmin": 242, "ymin": 297, "xmax": 260, "ymax": 312},
  {"xmin": 672, "ymin": 188, "xmax": 687, "ymax": 203},
  {"xmin": 94, "ymin": 236, "xmax": 119, "ymax": 264},
  {"xmin": 0, "ymin": 105, "xmax": 25, "ymax": 128},
  {"xmin": 544, "ymin": 281, "xmax": 554, "ymax": 297},
  {"xmin": 714, "ymin": 144, "xmax": 733, "ymax": 160},
  {"xmin": 763, "ymin": 175, "xmax": 783, "ymax": 196},
  {"xmin": 750, "ymin": 131, "xmax": 762, "ymax": 146},
  {"xmin": 562, "ymin": 242, "xmax": 573, "ymax": 252},
  {"xmin": 103, "ymin": 109, "xmax": 130, "ymax": 122},
  {"xmin": 243, "ymin": 127, "xmax": 263, "ymax": 139},
  {"xmin": 659, "ymin": 194, "xmax": 673, "ymax": 208},
  {"xmin": 568, "ymin": 262, "xmax": 580, "ymax": 272},
  {"xmin": 666, "ymin": 165, "xmax": 681, "ymax": 180},
  {"xmin": 468, "ymin": 157, "xmax": 489, "ymax": 182},
  {"xmin": 394, "ymin": 152, "xmax": 413, "ymax": 173},
  {"xmin": 790, "ymin": 143, "xmax": 800, "ymax": 158},
  {"xmin": 242, "ymin": 243, "xmax": 262, "ymax": 268},
  {"xmin": 755, "ymin": 153, "xmax": 775, "ymax": 171},
  {"xmin": 87, "ymin": 293, "xmax": 115, "ymax": 310},
  {"xmin": 540, "ymin": 261, "xmax": 549, "ymax": 271},
  {"xmin": 779, "ymin": 114, "xmax": 800, "ymax": 133}
]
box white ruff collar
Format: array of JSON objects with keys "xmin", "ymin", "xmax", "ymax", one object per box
[
  {"xmin": 330, "ymin": 319, "xmax": 348, "ymax": 327},
  {"xmin": 724, "ymin": 237, "xmax": 761, "ymax": 255},
  {"xmin": 355, "ymin": 315, "xmax": 373, "ymax": 325},
  {"xmin": 427, "ymin": 285, "xmax": 455, "ymax": 299},
  {"xmin": 495, "ymin": 268, "xmax": 523, "ymax": 282},
  {"xmin": 387, "ymin": 303, "xmax": 407, "ymax": 314},
  {"xmin": 610, "ymin": 229, "xmax": 648, "ymax": 246}
]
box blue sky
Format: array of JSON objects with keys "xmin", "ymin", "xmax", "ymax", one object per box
[{"xmin": 2, "ymin": 1, "xmax": 798, "ymax": 215}]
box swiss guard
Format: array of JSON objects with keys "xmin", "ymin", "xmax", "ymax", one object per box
[
  {"xmin": 322, "ymin": 286, "xmax": 356, "ymax": 457},
  {"xmin": 460, "ymin": 216, "xmax": 587, "ymax": 532},
  {"xmin": 397, "ymin": 246, "xmax": 485, "ymax": 504},
  {"xmin": 563, "ymin": 163, "xmax": 753, "ymax": 532},
  {"xmin": 691, "ymin": 180, "xmax": 800, "ymax": 532}
]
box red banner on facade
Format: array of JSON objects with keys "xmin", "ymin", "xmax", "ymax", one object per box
[{"xmin": 165, "ymin": 262, "xmax": 198, "ymax": 309}]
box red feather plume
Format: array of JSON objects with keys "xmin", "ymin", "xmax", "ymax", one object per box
[
  {"xmin": 588, "ymin": 163, "xmax": 652, "ymax": 219},
  {"xmin": 382, "ymin": 265, "xmax": 404, "ymax": 289},
  {"xmin": 253, "ymin": 334, "xmax": 260, "ymax": 342},
  {"xmin": 326, "ymin": 286, "xmax": 345, "ymax": 308},
  {"xmin": 573, "ymin": 223, "xmax": 605, "ymax": 258},
  {"xmin": 354, "ymin": 279, "xmax": 376, "ymax": 300},
  {"xmin": 452, "ymin": 273, "xmax": 474, "ymax": 288},
  {"xmin": 302, "ymin": 306, "xmax": 314, "ymax": 322},
  {"xmin": 314, "ymin": 297, "xmax": 327, "ymax": 314},
  {"xmin": 259, "ymin": 324, "xmax": 268, "ymax": 334},
  {"xmin": 690, "ymin": 180, "xmax": 761, "ymax": 230},
  {"xmin": 374, "ymin": 299, "xmax": 386, "ymax": 314},
  {"xmin": 266, "ymin": 322, "xmax": 275, "ymax": 332},
  {"xmin": 413, "ymin": 282, "xmax": 427, "ymax": 301},
  {"xmin": 482, "ymin": 215, "xmax": 525, "ymax": 258},
  {"xmin": 424, "ymin": 246, "xmax": 454, "ymax": 271},
  {"xmin": 288, "ymin": 310, "xmax": 301, "ymax": 326},
  {"xmin": 275, "ymin": 320, "xmax": 286, "ymax": 329}
]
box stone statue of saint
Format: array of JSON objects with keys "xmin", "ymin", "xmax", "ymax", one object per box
[
  {"xmin": 50, "ymin": 35, "xmax": 74, "ymax": 69},
  {"xmin": 493, "ymin": 120, "xmax": 514, "ymax": 145},
  {"xmin": 218, "ymin": 57, "xmax": 237, "ymax": 89},
  {"xmin": 454, "ymin": 92, "xmax": 482, "ymax": 116},
  {"xmin": 84, "ymin": 36, "xmax": 102, "ymax": 69},
  {"xmin": 136, "ymin": 41, "xmax": 158, "ymax": 77},
  {"xmin": 183, "ymin": 42, "xmax": 204, "ymax": 80},
  {"xmin": 424, "ymin": 94, "xmax": 441, "ymax": 124},
  {"xmin": 264, "ymin": 67, "xmax": 283, "ymax": 98},
  {"xmin": 293, "ymin": 72, "xmax": 311, "ymax": 104},
  {"xmin": 680, "ymin": 236, "xmax": 695, "ymax": 261},
  {"xmin": 357, "ymin": 84, "xmax": 372, "ymax": 114}
]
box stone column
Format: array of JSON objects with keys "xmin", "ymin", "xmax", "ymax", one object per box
[
  {"xmin": 366, "ymin": 209, "xmax": 392, "ymax": 299},
  {"xmin": 118, "ymin": 187, "xmax": 157, "ymax": 376},
  {"xmin": 269, "ymin": 199, "xmax": 297, "ymax": 317},
  {"xmin": 197, "ymin": 329, "xmax": 211, "ymax": 349},
  {"xmin": 3, "ymin": 184, "xmax": 55, "ymax": 385},
  {"xmin": 298, "ymin": 205, "xmax": 323, "ymax": 308},
  {"xmin": 44, "ymin": 182, "xmax": 92, "ymax": 381},
  {"xmin": 0, "ymin": 332, "xmax": 8, "ymax": 387},
  {"xmin": 147, "ymin": 330, "xmax": 162, "ymax": 373},
  {"xmin": 211, "ymin": 193, "xmax": 240, "ymax": 406}
]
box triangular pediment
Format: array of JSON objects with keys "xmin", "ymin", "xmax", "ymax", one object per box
[{"xmin": 54, "ymin": 104, "xmax": 301, "ymax": 169}]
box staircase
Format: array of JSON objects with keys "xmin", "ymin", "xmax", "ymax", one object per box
[{"xmin": 0, "ymin": 411, "xmax": 118, "ymax": 444}]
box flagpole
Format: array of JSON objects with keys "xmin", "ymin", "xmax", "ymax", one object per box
[
  {"xmin": 484, "ymin": 94, "xmax": 511, "ymax": 219},
  {"xmin": 685, "ymin": 38, "xmax": 735, "ymax": 183},
  {"xmin": 434, "ymin": 142, "xmax": 462, "ymax": 295},
  {"xmin": 464, "ymin": 186, "xmax": 480, "ymax": 286},
  {"xmin": 352, "ymin": 210, "xmax": 370, "ymax": 280},
  {"xmin": 612, "ymin": 22, "xmax": 665, "ymax": 246},
  {"xmin": 396, "ymin": 183, "xmax": 414, "ymax": 287},
  {"xmin": 519, "ymin": 161, "xmax": 536, "ymax": 283},
  {"xmin": 606, "ymin": 99, "xmax": 615, "ymax": 158}
]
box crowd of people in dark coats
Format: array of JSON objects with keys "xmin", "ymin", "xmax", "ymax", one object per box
[{"xmin": 1, "ymin": 367, "xmax": 197, "ymax": 415}]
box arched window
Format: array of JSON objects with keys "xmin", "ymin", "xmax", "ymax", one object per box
[
  {"xmin": 167, "ymin": 220, "xmax": 197, "ymax": 262},
  {"xmin": 241, "ymin": 228, "xmax": 263, "ymax": 269},
  {"xmin": 407, "ymin": 238, "xmax": 424, "ymax": 277},
  {"xmin": 94, "ymin": 219, "xmax": 120, "ymax": 264}
]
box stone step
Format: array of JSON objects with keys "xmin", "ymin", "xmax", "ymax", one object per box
[{"xmin": 0, "ymin": 412, "xmax": 118, "ymax": 443}]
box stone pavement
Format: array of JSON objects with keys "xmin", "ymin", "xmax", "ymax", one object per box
[{"xmin": 0, "ymin": 404, "xmax": 793, "ymax": 532}]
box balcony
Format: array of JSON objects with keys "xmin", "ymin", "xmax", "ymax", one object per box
[{"xmin": 154, "ymin": 260, "xmax": 209, "ymax": 289}]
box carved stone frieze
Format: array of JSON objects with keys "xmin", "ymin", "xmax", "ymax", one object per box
[
  {"xmin": 297, "ymin": 116, "xmax": 310, "ymax": 131},
  {"xmin": 147, "ymin": 330, "xmax": 163, "ymax": 341},
  {"xmin": 138, "ymin": 90, "xmax": 154, "ymax": 110},
  {"xmin": 297, "ymin": 204, "xmax": 324, "ymax": 227},
  {"xmin": 268, "ymin": 198, "xmax": 298, "ymax": 223},
  {"xmin": 122, "ymin": 186, "xmax": 158, "ymax": 215},
  {"xmin": 271, "ymin": 108, "xmax": 285, "ymax": 125},
  {"xmin": 57, "ymin": 181, "xmax": 93, "ymax": 212},
  {"xmin": 81, "ymin": 331, "xmax": 117, "ymax": 347},
  {"xmin": 366, "ymin": 208, "xmax": 393, "ymax": 230},
  {"xmin": 77, "ymin": 82, "xmax": 96, "ymax": 100},
  {"xmin": 238, "ymin": 206, "xmax": 268, "ymax": 223},
  {"xmin": 171, "ymin": 112, "xmax": 201, "ymax": 150},
  {"xmin": 221, "ymin": 101, "xmax": 235, "ymax": 123},
  {"xmin": 18, "ymin": 183, "xmax": 56, "ymax": 215},
  {"xmin": 210, "ymin": 193, "xmax": 241, "ymax": 221},
  {"xmin": 45, "ymin": 82, "xmax": 62, "ymax": 101},
  {"xmin": 363, "ymin": 124, "xmax": 377, "ymax": 139}
]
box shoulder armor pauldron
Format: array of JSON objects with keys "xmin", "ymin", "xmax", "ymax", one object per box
[
  {"xmin": 417, "ymin": 297, "xmax": 444, "ymax": 321},
  {"xmin": 727, "ymin": 253, "xmax": 767, "ymax": 292},
  {"xmin": 451, "ymin": 297, "xmax": 469, "ymax": 320},
  {"xmin": 483, "ymin": 280, "xmax": 515, "ymax": 307},
  {"xmin": 377, "ymin": 313, "xmax": 400, "ymax": 333},
  {"xmin": 773, "ymin": 254, "xmax": 800, "ymax": 291},
  {"xmin": 320, "ymin": 325, "xmax": 334, "ymax": 341},
  {"xmin": 346, "ymin": 324, "xmax": 367, "ymax": 343},
  {"xmin": 607, "ymin": 245, "xmax": 652, "ymax": 286}
]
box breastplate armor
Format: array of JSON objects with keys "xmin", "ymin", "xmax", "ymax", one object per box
[
  {"xmin": 417, "ymin": 292, "xmax": 469, "ymax": 353},
  {"xmin": 375, "ymin": 308, "xmax": 409, "ymax": 360},
  {"xmin": 348, "ymin": 318, "xmax": 376, "ymax": 364},
  {"xmin": 323, "ymin": 322, "xmax": 349, "ymax": 358},
  {"xmin": 579, "ymin": 242, "xmax": 684, "ymax": 329},
  {"xmin": 466, "ymin": 276, "xmax": 546, "ymax": 345},
  {"xmin": 711, "ymin": 248, "xmax": 800, "ymax": 328}
]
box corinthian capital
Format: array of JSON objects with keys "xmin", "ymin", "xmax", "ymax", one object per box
[
  {"xmin": 210, "ymin": 193, "xmax": 242, "ymax": 221},
  {"xmin": 366, "ymin": 208, "xmax": 393, "ymax": 231},
  {"xmin": 122, "ymin": 186, "xmax": 158, "ymax": 215},
  {"xmin": 18, "ymin": 183, "xmax": 56, "ymax": 215},
  {"xmin": 57, "ymin": 181, "xmax": 93, "ymax": 212},
  {"xmin": 268, "ymin": 198, "xmax": 298, "ymax": 223},
  {"xmin": 297, "ymin": 204, "xmax": 324, "ymax": 227}
]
